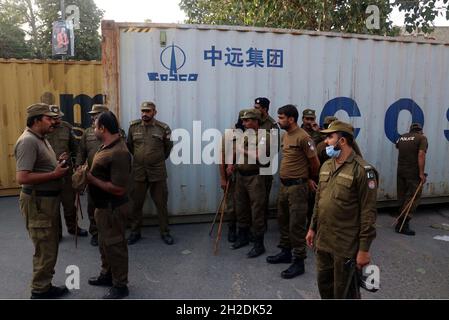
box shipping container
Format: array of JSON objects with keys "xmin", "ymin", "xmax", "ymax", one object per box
[
  {"xmin": 102, "ymin": 21, "xmax": 449, "ymax": 219},
  {"xmin": 0, "ymin": 59, "xmax": 103, "ymax": 195}
]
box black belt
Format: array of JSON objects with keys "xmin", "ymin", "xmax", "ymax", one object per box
[
  {"xmin": 22, "ymin": 188, "xmax": 60, "ymax": 197},
  {"xmin": 280, "ymin": 178, "xmax": 308, "ymax": 186},
  {"xmin": 238, "ymin": 170, "xmax": 260, "ymax": 176}
]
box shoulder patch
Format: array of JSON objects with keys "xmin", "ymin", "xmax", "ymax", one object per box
[{"xmin": 307, "ymin": 140, "xmax": 315, "ymax": 151}]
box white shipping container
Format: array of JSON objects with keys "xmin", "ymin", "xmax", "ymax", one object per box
[{"xmin": 102, "ymin": 21, "xmax": 449, "ymax": 218}]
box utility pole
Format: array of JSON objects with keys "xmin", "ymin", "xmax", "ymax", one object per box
[{"xmin": 61, "ymin": 0, "xmax": 66, "ymax": 61}]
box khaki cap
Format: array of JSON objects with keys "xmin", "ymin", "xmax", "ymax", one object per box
[
  {"xmin": 302, "ymin": 108, "xmax": 316, "ymax": 118},
  {"xmin": 238, "ymin": 109, "xmax": 250, "ymax": 119},
  {"xmin": 323, "ymin": 116, "xmax": 338, "ymax": 126},
  {"xmin": 141, "ymin": 101, "xmax": 156, "ymax": 110},
  {"xmin": 49, "ymin": 105, "xmax": 64, "ymax": 117},
  {"xmin": 27, "ymin": 103, "xmax": 59, "ymax": 117},
  {"xmin": 240, "ymin": 108, "xmax": 262, "ymax": 121},
  {"xmin": 88, "ymin": 104, "xmax": 109, "ymax": 115},
  {"xmin": 320, "ymin": 120, "xmax": 354, "ymax": 136}
]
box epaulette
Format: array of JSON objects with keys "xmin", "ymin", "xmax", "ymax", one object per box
[
  {"xmin": 129, "ymin": 119, "xmax": 142, "ymax": 126},
  {"xmin": 353, "ymin": 155, "xmax": 373, "ymax": 171},
  {"xmin": 155, "ymin": 120, "xmax": 170, "ymax": 130},
  {"xmin": 354, "ymin": 155, "xmax": 378, "ymax": 181}
]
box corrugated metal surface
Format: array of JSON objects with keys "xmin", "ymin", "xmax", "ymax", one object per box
[
  {"xmin": 0, "ymin": 59, "xmax": 103, "ymax": 195},
  {"xmin": 115, "ymin": 23, "xmax": 449, "ymax": 216}
]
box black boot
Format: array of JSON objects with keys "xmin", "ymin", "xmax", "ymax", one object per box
[
  {"xmin": 127, "ymin": 232, "xmax": 141, "ymax": 245},
  {"xmin": 30, "ymin": 285, "xmax": 69, "ymax": 299},
  {"xmin": 266, "ymin": 248, "xmax": 292, "ymax": 264},
  {"xmin": 88, "ymin": 273, "xmax": 113, "ymax": 286},
  {"xmin": 281, "ymin": 258, "xmax": 305, "ymax": 279},
  {"xmin": 395, "ymin": 217, "xmax": 415, "ymax": 236},
  {"xmin": 247, "ymin": 236, "xmax": 266, "ymax": 258},
  {"xmin": 231, "ymin": 227, "xmax": 249, "ymax": 249},
  {"xmin": 228, "ymin": 223, "xmax": 237, "ymax": 243},
  {"xmin": 161, "ymin": 233, "xmax": 174, "ymax": 245},
  {"xmin": 90, "ymin": 234, "xmax": 98, "ymax": 246}
]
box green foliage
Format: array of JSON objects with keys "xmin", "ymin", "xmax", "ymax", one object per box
[
  {"xmin": 180, "ymin": 0, "xmax": 448, "ymax": 36},
  {"xmin": 0, "ymin": 0, "xmax": 103, "ymax": 60},
  {"xmin": 37, "ymin": 0, "xmax": 104, "ymax": 60}
]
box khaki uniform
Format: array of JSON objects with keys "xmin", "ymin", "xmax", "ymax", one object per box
[
  {"xmin": 76, "ymin": 126, "xmax": 102, "ymax": 236},
  {"xmin": 300, "ymin": 125, "xmax": 322, "ymax": 229},
  {"xmin": 46, "ymin": 121, "xmax": 78, "ymax": 234},
  {"xmin": 278, "ymin": 127, "xmax": 316, "ymax": 259},
  {"xmin": 127, "ymin": 119, "xmax": 173, "ymax": 235},
  {"xmin": 310, "ymin": 151, "xmax": 378, "ymax": 299},
  {"xmin": 15, "ymin": 128, "xmax": 62, "ymax": 293},
  {"xmin": 396, "ymin": 132, "xmax": 428, "ymax": 217},
  {"xmin": 235, "ymin": 130, "xmax": 270, "ymax": 238},
  {"xmin": 90, "ymin": 138, "xmax": 132, "ymax": 287}
]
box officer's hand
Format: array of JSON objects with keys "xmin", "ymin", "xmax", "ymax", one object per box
[
  {"xmin": 86, "ymin": 172, "xmax": 94, "ymax": 183},
  {"xmin": 308, "ymin": 179, "xmax": 317, "ymax": 192},
  {"xmin": 53, "ymin": 162, "xmax": 69, "ymax": 178},
  {"xmin": 356, "ymin": 250, "xmax": 370, "ymax": 269},
  {"xmin": 226, "ymin": 165, "xmax": 235, "ymax": 177},
  {"xmin": 420, "ymin": 173, "xmax": 427, "ymax": 184},
  {"xmin": 58, "ymin": 152, "xmax": 69, "ymax": 162},
  {"xmin": 306, "ymin": 229, "xmax": 315, "ymax": 248},
  {"xmin": 220, "ymin": 178, "xmax": 227, "ymax": 190}
]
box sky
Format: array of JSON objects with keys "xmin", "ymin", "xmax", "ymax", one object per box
[{"xmin": 94, "ymin": 0, "xmax": 449, "ymax": 26}]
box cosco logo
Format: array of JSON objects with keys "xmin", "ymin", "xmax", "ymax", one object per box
[{"xmin": 148, "ymin": 44, "xmax": 198, "ymax": 82}]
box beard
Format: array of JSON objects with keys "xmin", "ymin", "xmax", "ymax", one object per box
[{"xmin": 142, "ymin": 115, "xmax": 152, "ymax": 122}]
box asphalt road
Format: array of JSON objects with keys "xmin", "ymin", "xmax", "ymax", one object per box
[{"xmin": 0, "ymin": 195, "xmax": 448, "ymax": 299}]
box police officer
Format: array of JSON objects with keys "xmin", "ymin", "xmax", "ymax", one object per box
[
  {"xmin": 266, "ymin": 105, "xmax": 320, "ymax": 278},
  {"xmin": 395, "ymin": 123, "xmax": 428, "ymax": 236},
  {"xmin": 86, "ymin": 111, "xmax": 132, "ymax": 299},
  {"xmin": 127, "ymin": 101, "xmax": 174, "ymax": 245},
  {"xmin": 46, "ymin": 105, "xmax": 88, "ymax": 238},
  {"xmin": 254, "ymin": 97, "xmax": 280, "ymax": 233},
  {"xmin": 14, "ymin": 103, "xmax": 70, "ymax": 299},
  {"xmin": 306, "ymin": 120, "xmax": 378, "ymax": 299},
  {"xmin": 301, "ymin": 108, "xmax": 323, "ymax": 146},
  {"xmin": 229, "ymin": 109, "xmax": 270, "ymax": 258},
  {"xmin": 316, "ymin": 116, "xmax": 363, "ymax": 165},
  {"xmin": 220, "ymin": 110, "xmax": 247, "ymax": 242},
  {"xmin": 301, "ymin": 108, "xmax": 324, "ymax": 230},
  {"xmin": 316, "ymin": 116, "xmax": 338, "ymax": 164},
  {"xmin": 76, "ymin": 104, "xmax": 110, "ymax": 246}
]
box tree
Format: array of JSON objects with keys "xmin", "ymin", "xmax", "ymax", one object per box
[
  {"xmin": 0, "ymin": 0, "xmax": 33, "ymax": 58},
  {"xmin": 397, "ymin": 0, "xmax": 449, "ymax": 34},
  {"xmin": 180, "ymin": 0, "xmax": 449, "ymax": 36},
  {"xmin": 37, "ymin": 0, "xmax": 104, "ymax": 60},
  {"xmin": 0, "ymin": 0, "xmax": 103, "ymax": 60}
]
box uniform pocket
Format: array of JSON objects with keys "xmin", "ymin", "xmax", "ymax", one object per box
[
  {"xmin": 334, "ymin": 176, "xmax": 353, "ymax": 202},
  {"xmin": 28, "ymin": 197, "xmax": 57, "ymax": 228}
]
